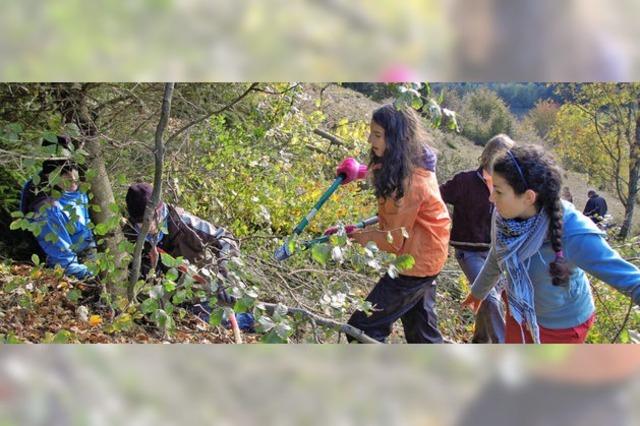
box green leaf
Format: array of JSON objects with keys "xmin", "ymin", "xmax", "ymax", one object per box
[
  {"xmin": 256, "ymin": 315, "xmax": 276, "ymax": 332},
  {"xmin": 208, "ymin": 307, "xmax": 225, "ymax": 326},
  {"xmin": 233, "ymin": 296, "xmax": 254, "ymax": 314},
  {"xmin": 9, "ymin": 219, "xmax": 23, "ymax": 231},
  {"xmin": 273, "ymin": 303, "xmax": 288, "ymax": 321},
  {"xmin": 261, "ymin": 329, "xmax": 288, "ymax": 343},
  {"xmin": 85, "ymin": 168, "xmax": 98, "ymax": 181},
  {"xmin": 111, "ymin": 313, "xmax": 134, "ymax": 332},
  {"xmin": 1, "ymin": 332, "xmax": 23, "ymax": 344},
  {"xmin": 45, "ymin": 232, "xmax": 58, "ymax": 243},
  {"xmin": 42, "ymin": 131, "xmax": 58, "ymax": 143},
  {"xmin": 141, "ymin": 298, "xmax": 159, "ymax": 314},
  {"xmin": 163, "ymin": 280, "xmax": 177, "ymax": 293},
  {"xmin": 160, "ymin": 252, "xmax": 179, "ymax": 268},
  {"xmin": 52, "ymin": 330, "xmax": 73, "ymax": 344},
  {"xmin": 165, "ymin": 268, "xmax": 179, "ymax": 282},
  {"xmin": 117, "ymin": 174, "xmax": 127, "ymax": 185},
  {"xmin": 274, "ymin": 322, "xmax": 293, "ymax": 340},
  {"xmin": 423, "ymin": 83, "xmax": 431, "ymax": 97},
  {"xmin": 171, "ymin": 289, "xmax": 187, "ymax": 305},
  {"xmin": 7, "ymin": 122, "xmax": 23, "ymax": 133},
  {"xmin": 31, "ymin": 254, "xmax": 40, "ymax": 266},
  {"xmin": 94, "ymin": 223, "xmax": 109, "ymax": 236},
  {"xmin": 109, "ymin": 203, "xmax": 121, "ymax": 214},
  {"xmin": 66, "ymin": 289, "xmax": 81, "ymax": 304},
  {"xmin": 310, "ymin": 243, "xmax": 331, "ymax": 266},
  {"xmin": 394, "ymin": 254, "xmax": 415, "ymax": 271},
  {"xmin": 91, "ymin": 204, "xmax": 102, "ymax": 213},
  {"xmin": 619, "ymin": 329, "xmax": 630, "ymax": 343},
  {"xmin": 328, "ymin": 234, "xmax": 347, "ymax": 246},
  {"xmin": 286, "ymin": 238, "xmax": 296, "ymax": 256}
]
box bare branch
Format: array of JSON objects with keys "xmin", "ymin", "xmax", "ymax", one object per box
[{"xmin": 166, "ymin": 83, "xmax": 259, "ymax": 145}]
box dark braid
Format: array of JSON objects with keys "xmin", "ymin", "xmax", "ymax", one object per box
[{"xmin": 493, "ymin": 144, "xmax": 571, "ymax": 286}]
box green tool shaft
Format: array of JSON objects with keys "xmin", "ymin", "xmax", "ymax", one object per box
[{"xmin": 291, "ymin": 174, "xmax": 345, "ymax": 236}]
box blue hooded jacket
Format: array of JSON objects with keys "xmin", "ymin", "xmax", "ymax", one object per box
[
  {"xmin": 471, "ymin": 201, "xmax": 640, "ymax": 329},
  {"xmin": 33, "ymin": 190, "xmax": 96, "ymax": 279}
]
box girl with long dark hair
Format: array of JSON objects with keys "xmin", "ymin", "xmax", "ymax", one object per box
[{"xmin": 339, "ymin": 104, "xmax": 451, "ymax": 343}]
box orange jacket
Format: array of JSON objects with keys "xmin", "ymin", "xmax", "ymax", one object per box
[{"xmin": 355, "ymin": 168, "xmax": 451, "ymax": 277}]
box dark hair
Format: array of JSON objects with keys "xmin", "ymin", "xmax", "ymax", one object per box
[
  {"xmin": 369, "ymin": 104, "xmax": 433, "ymax": 200},
  {"xmin": 21, "ymin": 159, "xmax": 78, "ymax": 214},
  {"xmin": 21, "ymin": 135, "xmax": 79, "ymax": 214},
  {"xmin": 126, "ymin": 182, "xmax": 154, "ymax": 223},
  {"xmin": 492, "ymin": 144, "xmax": 570, "ymax": 286}
]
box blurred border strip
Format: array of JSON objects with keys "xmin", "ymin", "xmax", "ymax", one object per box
[{"xmin": 1, "ymin": 0, "xmax": 637, "ymax": 81}]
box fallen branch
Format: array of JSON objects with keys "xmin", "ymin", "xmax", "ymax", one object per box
[
  {"xmin": 313, "ymin": 128, "xmax": 345, "ymax": 146},
  {"xmin": 260, "ymin": 302, "xmax": 380, "ymax": 344}
]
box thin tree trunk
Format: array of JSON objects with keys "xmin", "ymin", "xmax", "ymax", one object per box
[
  {"xmin": 128, "ymin": 83, "xmax": 174, "ymax": 299},
  {"xmin": 619, "ymin": 102, "xmax": 640, "ymax": 239}
]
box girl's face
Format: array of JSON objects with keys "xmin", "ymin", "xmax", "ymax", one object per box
[
  {"xmin": 368, "ymin": 121, "xmax": 386, "ymax": 157},
  {"xmin": 489, "ymin": 172, "xmax": 539, "ymax": 219}
]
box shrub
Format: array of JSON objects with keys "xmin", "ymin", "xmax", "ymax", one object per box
[{"xmin": 459, "ymin": 88, "xmax": 516, "ymax": 146}]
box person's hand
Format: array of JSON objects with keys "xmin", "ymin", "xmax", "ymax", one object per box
[
  {"xmin": 336, "ymin": 157, "xmax": 368, "ymax": 185},
  {"xmin": 324, "ymin": 224, "xmax": 357, "ymax": 236},
  {"xmin": 349, "ymin": 230, "xmax": 368, "ymax": 246},
  {"xmin": 462, "ymin": 293, "xmax": 483, "ymax": 314}
]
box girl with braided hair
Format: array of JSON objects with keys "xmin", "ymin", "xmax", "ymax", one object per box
[{"xmin": 463, "ymin": 145, "xmax": 640, "ymax": 343}]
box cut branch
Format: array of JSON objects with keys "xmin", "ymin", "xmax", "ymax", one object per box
[
  {"xmin": 313, "ymin": 128, "xmax": 346, "ymax": 146},
  {"xmin": 260, "ymin": 302, "xmax": 380, "ymax": 344}
]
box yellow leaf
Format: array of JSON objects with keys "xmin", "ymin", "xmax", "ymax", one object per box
[{"xmin": 89, "ymin": 315, "xmax": 102, "ymax": 327}]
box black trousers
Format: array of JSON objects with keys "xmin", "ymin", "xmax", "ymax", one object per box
[{"xmin": 347, "ymin": 273, "xmax": 443, "ymax": 343}]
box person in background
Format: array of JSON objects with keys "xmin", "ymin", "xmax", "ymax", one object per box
[
  {"xmin": 583, "ymin": 189, "xmax": 607, "ymax": 224},
  {"xmin": 439, "ymin": 134, "xmax": 514, "ymax": 343},
  {"xmin": 561, "ymin": 186, "xmax": 573, "ymax": 203}
]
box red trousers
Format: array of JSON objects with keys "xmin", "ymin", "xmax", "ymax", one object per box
[{"xmin": 505, "ymin": 312, "xmax": 596, "ymax": 343}]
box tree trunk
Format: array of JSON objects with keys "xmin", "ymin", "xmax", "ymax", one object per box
[
  {"xmin": 58, "ymin": 85, "xmax": 128, "ymax": 295},
  {"xmin": 128, "ymin": 83, "xmax": 174, "ymax": 299},
  {"xmin": 619, "ymin": 101, "xmax": 640, "ymax": 239}
]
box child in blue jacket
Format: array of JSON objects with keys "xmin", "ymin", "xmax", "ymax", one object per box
[
  {"xmin": 22, "ymin": 160, "xmax": 96, "ymax": 279},
  {"xmin": 463, "ymin": 145, "xmax": 640, "ymax": 343}
]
